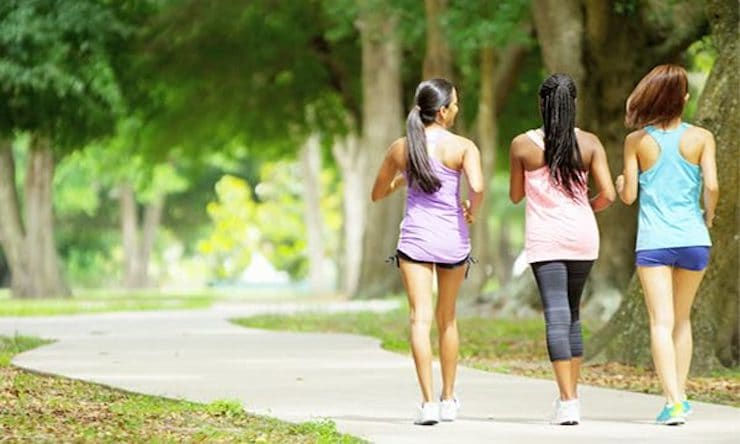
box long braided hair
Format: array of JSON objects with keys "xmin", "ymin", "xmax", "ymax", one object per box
[
  {"xmin": 405, "ymin": 78, "xmax": 455, "ymax": 193},
  {"xmin": 538, "ymin": 74, "xmax": 585, "ymax": 198}
]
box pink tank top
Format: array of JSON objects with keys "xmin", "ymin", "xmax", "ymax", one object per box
[{"xmin": 523, "ymin": 129, "xmax": 599, "ymax": 263}]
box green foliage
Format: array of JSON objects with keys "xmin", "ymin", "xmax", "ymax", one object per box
[
  {"xmin": 254, "ymin": 162, "xmax": 309, "ymax": 280},
  {"xmin": 0, "ymin": 1, "xmax": 143, "ymax": 149},
  {"xmin": 198, "ymin": 175, "xmax": 259, "ymax": 280},
  {"xmin": 255, "ymin": 159, "xmax": 342, "ymax": 281},
  {"xmin": 683, "ymin": 36, "xmax": 718, "ymax": 121},
  {"xmin": 614, "ymin": 0, "xmax": 638, "ymax": 15},
  {"xmin": 686, "ymin": 36, "xmax": 718, "ymax": 73},
  {"xmin": 63, "ymin": 245, "xmax": 119, "ymax": 288},
  {"xmin": 439, "ymin": 0, "xmax": 534, "ymax": 131},
  {"xmin": 444, "ymin": 0, "xmax": 532, "ymax": 51},
  {"xmin": 205, "ymin": 399, "xmax": 245, "ymax": 419},
  {"xmin": 140, "ymin": 0, "xmax": 339, "ymax": 155},
  {"xmin": 53, "ymin": 149, "xmax": 103, "ymax": 217}
]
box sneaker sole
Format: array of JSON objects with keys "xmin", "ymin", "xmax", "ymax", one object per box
[
  {"xmin": 552, "ymin": 420, "xmax": 579, "ymax": 426},
  {"xmin": 658, "ymin": 418, "xmax": 686, "ymax": 426}
]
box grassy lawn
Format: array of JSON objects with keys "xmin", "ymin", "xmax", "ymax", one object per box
[
  {"xmin": 0, "ymin": 290, "xmax": 215, "ymax": 317},
  {"xmin": 0, "ymin": 335, "xmax": 364, "ymax": 443},
  {"xmin": 234, "ymin": 309, "xmax": 740, "ymax": 408}
]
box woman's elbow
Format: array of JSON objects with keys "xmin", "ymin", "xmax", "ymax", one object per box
[
  {"xmin": 468, "ymin": 180, "xmax": 485, "ymax": 195},
  {"xmin": 619, "ymin": 193, "xmax": 636, "ymax": 205},
  {"xmin": 370, "ymin": 189, "xmax": 382, "ymax": 202},
  {"xmin": 705, "ymin": 182, "xmax": 719, "ymax": 194},
  {"xmin": 603, "ymin": 189, "xmax": 617, "ymax": 206},
  {"xmin": 509, "ymin": 190, "xmax": 523, "ymax": 204}
]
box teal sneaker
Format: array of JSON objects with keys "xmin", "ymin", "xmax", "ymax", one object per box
[
  {"xmin": 656, "ymin": 403, "xmax": 686, "ymax": 425},
  {"xmin": 682, "ymin": 400, "xmax": 693, "ymax": 417}
]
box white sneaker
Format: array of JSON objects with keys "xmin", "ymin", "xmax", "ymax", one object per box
[
  {"xmin": 414, "ymin": 402, "xmax": 440, "ymax": 425},
  {"xmin": 551, "ymin": 398, "xmax": 580, "ymax": 425},
  {"xmin": 439, "ymin": 398, "xmax": 460, "ymax": 421}
]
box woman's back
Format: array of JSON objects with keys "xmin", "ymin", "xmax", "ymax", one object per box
[
  {"xmin": 517, "ymin": 128, "xmax": 599, "ymax": 263},
  {"xmin": 632, "ymin": 122, "xmax": 712, "ymax": 251},
  {"xmin": 398, "ymin": 130, "xmax": 471, "ymax": 263}
]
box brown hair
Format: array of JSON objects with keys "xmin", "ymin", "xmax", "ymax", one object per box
[{"xmin": 625, "ymin": 64, "xmax": 688, "ymax": 128}]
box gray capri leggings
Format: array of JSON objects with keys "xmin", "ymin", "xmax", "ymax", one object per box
[{"xmin": 531, "ymin": 260, "xmax": 594, "ymax": 362}]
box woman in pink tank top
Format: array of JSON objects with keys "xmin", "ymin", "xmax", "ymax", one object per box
[
  {"xmin": 371, "ymin": 79, "xmax": 484, "ymax": 425},
  {"xmin": 509, "ymin": 74, "xmax": 616, "ymax": 425}
]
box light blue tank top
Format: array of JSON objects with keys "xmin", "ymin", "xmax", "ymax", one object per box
[{"xmin": 636, "ymin": 122, "xmax": 711, "ymax": 251}]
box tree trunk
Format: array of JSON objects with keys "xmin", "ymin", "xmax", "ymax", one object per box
[
  {"xmin": 423, "ymin": 0, "xmax": 453, "ymax": 79},
  {"xmin": 333, "ymin": 129, "xmax": 366, "ymax": 296},
  {"xmin": 22, "ymin": 137, "xmax": 70, "ymax": 298},
  {"xmin": 300, "ymin": 133, "xmax": 328, "ymax": 293},
  {"xmin": 466, "ymin": 47, "xmax": 497, "ymax": 295},
  {"xmin": 0, "ymin": 139, "xmax": 29, "ymax": 295},
  {"xmin": 532, "ymin": 0, "xmax": 708, "ymax": 300},
  {"xmin": 588, "ymin": 0, "xmax": 738, "ymax": 373},
  {"xmin": 137, "ymin": 194, "xmax": 165, "ymax": 288},
  {"xmin": 120, "ymin": 182, "xmax": 165, "ymax": 289},
  {"xmin": 691, "ymin": 0, "xmax": 739, "ymax": 368},
  {"xmin": 465, "ymin": 38, "xmax": 530, "ymax": 298},
  {"xmin": 355, "ymin": 7, "xmax": 404, "ymax": 299},
  {"xmin": 120, "ymin": 182, "xmax": 141, "ymax": 288}
]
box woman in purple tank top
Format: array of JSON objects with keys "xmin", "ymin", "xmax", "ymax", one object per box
[{"xmin": 371, "ymin": 79, "xmax": 484, "ymax": 425}]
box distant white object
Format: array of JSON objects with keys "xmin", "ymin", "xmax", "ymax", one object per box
[
  {"xmin": 512, "ymin": 250, "xmax": 529, "ymax": 277},
  {"xmin": 240, "ymin": 252, "xmax": 290, "ymax": 284}
]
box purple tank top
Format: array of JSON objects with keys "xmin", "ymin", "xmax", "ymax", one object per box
[{"xmin": 397, "ymin": 156, "xmax": 471, "ymax": 263}]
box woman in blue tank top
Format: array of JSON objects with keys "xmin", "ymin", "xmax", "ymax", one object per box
[{"xmin": 616, "ymin": 64, "xmax": 719, "ymax": 425}]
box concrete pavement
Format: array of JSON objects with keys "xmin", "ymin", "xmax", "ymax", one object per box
[{"xmin": 1, "ymin": 300, "xmax": 738, "ymax": 443}]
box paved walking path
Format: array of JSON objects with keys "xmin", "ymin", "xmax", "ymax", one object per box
[{"xmin": 1, "ymin": 301, "xmax": 738, "ymax": 443}]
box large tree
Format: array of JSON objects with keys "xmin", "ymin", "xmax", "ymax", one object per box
[
  {"xmin": 0, "ymin": 1, "xmax": 140, "ymax": 297},
  {"xmin": 532, "ymin": 0, "xmax": 708, "ymax": 299},
  {"xmin": 355, "ymin": 1, "xmax": 406, "ymax": 298},
  {"xmin": 444, "ymin": 0, "xmax": 531, "ymax": 295},
  {"xmin": 588, "ymin": 0, "xmax": 739, "ymax": 372}
]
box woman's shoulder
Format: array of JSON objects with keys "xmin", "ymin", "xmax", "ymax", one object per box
[
  {"xmin": 684, "ymin": 123, "xmax": 714, "ymax": 141},
  {"xmin": 624, "ymin": 128, "xmax": 650, "ymax": 145},
  {"xmin": 443, "ymin": 131, "xmax": 476, "ymax": 147},
  {"xmin": 387, "ymin": 137, "xmax": 407, "ymax": 166},
  {"xmin": 511, "ymin": 131, "xmax": 537, "ymax": 149},
  {"xmin": 437, "ymin": 132, "xmax": 477, "ymax": 156},
  {"xmin": 573, "ymin": 128, "xmax": 600, "ymax": 147}
]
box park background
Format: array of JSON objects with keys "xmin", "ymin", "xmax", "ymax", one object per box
[{"xmin": 0, "ymin": 0, "xmax": 737, "ymax": 441}]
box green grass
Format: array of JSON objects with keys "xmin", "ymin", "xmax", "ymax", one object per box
[
  {"xmin": 0, "ymin": 335, "xmax": 52, "ymax": 366},
  {"xmin": 234, "ymin": 308, "xmax": 740, "ymax": 408},
  {"xmin": 0, "ymin": 335, "xmax": 365, "ymax": 443},
  {"xmin": 235, "ymin": 308, "xmax": 560, "ymax": 361},
  {"xmin": 0, "ymin": 290, "xmax": 215, "ymax": 317}
]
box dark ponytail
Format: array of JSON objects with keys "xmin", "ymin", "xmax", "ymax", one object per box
[
  {"xmin": 539, "ymin": 74, "xmax": 585, "ymax": 198},
  {"xmin": 406, "ymin": 78, "xmax": 455, "ymax": 194}
]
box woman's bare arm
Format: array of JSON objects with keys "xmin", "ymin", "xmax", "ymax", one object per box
[
  {"xmin": 617, "ymin": 132, "xmax": 640, "ymax": 205},
  {"xmin": 370, "ymin": 139, "xmax": 405, "ymax": 202},
  {"xmin": 508, "ymin": 135, "xmax": 526, "ymax": 204},
  {"xmin": 700, "ymin": 130, "xmax": 719, "ymax": 227},
  {"xmin": 462, "ymin": 140, "xmax": 484, "ymax": 223},
  {"xmin": 588, "ymin": 136, "xmax": 616, "ymax": 212}
]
